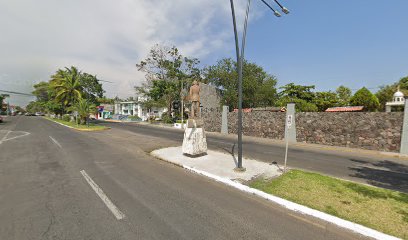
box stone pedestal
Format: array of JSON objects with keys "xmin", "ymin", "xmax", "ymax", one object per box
[{"xmin": 182, "ymin": 122, "xmax": 207, "ymax": 156}]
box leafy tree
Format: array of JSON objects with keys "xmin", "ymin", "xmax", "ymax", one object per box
[
  {"xmin": 97, "ymin": 97, "xmax": 115, "ymax": 104},
  {"xmin": 69, "ymin": 98, "xmax": 96, "ymax": 124},
  {"xmin": 278, "ymin": 83, "xmax": 315, "ymax": 102},
  {"xmin": 26, "ymin": 101, "xmax": 45, "ymax": 113},
  {"xmin": 276, "ymin": 97, "xmax": 318, "ymax": 112},
  {"xmin": 350, "ymin": 87, "xmax": 380, "ymax": 111},
  {"xmin": 79, "ymin": 72, "xmax": 104, "ymax": 105},
  {"xmin": 204, "ymin": 58, "xmax": 278, "ymax": 109},
  {"xmin": 0, "ymin": 94, "xmax": 8, "ymax": 113},
  {"xmin": 336, "ymin": 85, "xmax": 352, "ymax": 106},
  {"xmin": 15, "ymin": 106, "xmax": 25, "ymax": 113},
  {"xmin": 32, "ymin": 82, "xmax": 50, "ymax": 102},
  {"xmin": 50, "ymin": 66, "xmax": 83, "ymax": 111},
  {"xmin": 376, "ymin": 76, "xmax": 408, "ymax": 110},
  {"xmin": 136, "ymin": 44, "xmax": 201, "ymax": 115},
  {"xmin": 277, "ymin": 83, "xmax": 318, "ymax": 112},
  {"xmin": 313, "ymin": 91, "xmax": 338, "ymax": 111}
]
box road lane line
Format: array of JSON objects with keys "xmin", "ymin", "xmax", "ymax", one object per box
[
  {"xmin": 80, "ymin": 170, "xmax": 125, "ymax": 220},
  {"xmin": 0, "ymin": 130, "xmax": 11, "ymax": 144},
  {"xmin": 49, "ymin": 136, "xmax": 62, "ymax": 148}
]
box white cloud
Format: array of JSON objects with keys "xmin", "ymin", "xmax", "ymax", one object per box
[{"xmin": 0, "ymin": 0, "xmax": 262, "ymax": 106}]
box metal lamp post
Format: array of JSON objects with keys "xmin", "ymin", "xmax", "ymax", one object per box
[{"xmin": 229, "ymin": 0, "xmax": 289, "ymax": 171}]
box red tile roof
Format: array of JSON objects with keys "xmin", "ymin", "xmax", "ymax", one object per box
[{"xmin": 325, "ymin": 106, "xmax": 364, "ymax": 112}]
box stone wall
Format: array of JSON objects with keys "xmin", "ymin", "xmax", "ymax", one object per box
[
  {"xmin": 228, "ymin": 112, "xmax": 286, "ymax": 140},
  {"xmin": 199, "ymin": 83, "xmax": 222, "ymax": 110},
  {"xmin": 201, "ymin": 110, "xmax": 404, "ymax": 152},
  {"xmin": 202, "ymin": 107, "xmax": 222, "ymax": 133},
  {"xmin": 296, "ymin": 112, "xmax": 403, "ymax": 152}
]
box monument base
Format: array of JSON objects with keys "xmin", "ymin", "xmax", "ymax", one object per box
[{"xmin": 182, "ymin": 127, "xmax": 207, "ymax": 156}]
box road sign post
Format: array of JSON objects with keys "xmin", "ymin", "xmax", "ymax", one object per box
[{"xmin": 284, "ymin": 114, "xmax": 293, "ymax": 172}]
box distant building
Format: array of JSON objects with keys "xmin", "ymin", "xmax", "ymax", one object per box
[
  {"xmin": 114, "ymin": 98, "xmax": 167, "ymax": 121},
  {"xmin": 95, "ymin": 104, "xmax": 114, "ymax": 119},
  {"xmin": 325, "ymin": 106, "xmax": 364, "ymax": 112},
  {"xmin": 385, "ymin": 87, "xmax": 405, "ymax": 112}
]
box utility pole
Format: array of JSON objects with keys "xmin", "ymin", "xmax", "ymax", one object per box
[{"xmin": 229, "ymin": 0, "xmax": 289, "ymax": 172}]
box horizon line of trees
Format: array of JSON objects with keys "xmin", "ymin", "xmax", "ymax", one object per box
[{"xmin": 135, "ymin": 44, "xmax": 408, "ymax": 113}]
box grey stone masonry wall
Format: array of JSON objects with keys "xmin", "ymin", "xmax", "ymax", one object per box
[
  {"xmin": 203, "ymin": 111, "xmax": 404, "ymax": 152},
  {"xmin": 296, "ymin": 112, "xmax": 403, "ymax": 152},
  {"xmin": 228, "ymin": 112, "xmax": 286, "ymax": 140},
  {"xmin": 201, "ymin": 107, "xmax": 222, "ymax": 133}
]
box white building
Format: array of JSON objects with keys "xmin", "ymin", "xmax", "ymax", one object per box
[
  {"xmin": 386, "ymin": 86, "xmax": 405, "ymax": 112},
  {"xmin": 114, "ymin": 98, "xmax": 167, "ymax": 121}
]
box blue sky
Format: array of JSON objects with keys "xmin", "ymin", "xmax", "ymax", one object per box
[
  {"xmin": 234, "ymin": 0, "xmax": 408, "ymax": 92},
  {"xmin": 1, "ymin": 0, "xmax": 407, "ymax": 106}
]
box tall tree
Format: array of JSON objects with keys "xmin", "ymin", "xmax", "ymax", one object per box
[
  {"xmin": 336, "ymin": 85, "xmax": 352, "ymax": 106},
  {"xmin": 277, "ymin": 83, "xmax": 318, "ymax": 112},
  {"xmin": 50, "ymin": 66, "xmax": 83, "ymax": 111},
  {"xmin": 278, "ymin": 83, "xmax": 315, "ymax": 102},
  {"xmin": 136, "ymin": 44, "xmax": 201, "ymax": 115},
  {"xmin": 204, "ymin": 58, "xmax": 278, "ymax": 109},
  {"xmin": 350, "ymin": 87, "xmax": 380, "ymax": 111},
  {"xmin": 313, "ymin": 91, "xmax": 338, "ymax": 111}
]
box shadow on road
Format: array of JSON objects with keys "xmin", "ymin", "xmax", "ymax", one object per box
[{"xmin": 348, "ymin": 160, "xmax": 408, "ymax": 193}]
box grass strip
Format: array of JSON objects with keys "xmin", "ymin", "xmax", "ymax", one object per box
[
  {"xmin": 44, "ymin": 117, "xmax": 109, "ymax": 131},
  {"xmin": 250, "ymin": 170, "xmax": 408, "ymax": 239}
]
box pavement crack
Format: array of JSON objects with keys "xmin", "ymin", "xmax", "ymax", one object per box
[{"xmin": 41, "ymin": 200, "xmax": 56, "ymax": 239}]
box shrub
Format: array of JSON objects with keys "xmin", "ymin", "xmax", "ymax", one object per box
[
  {"xmin": 62, "ymin": 114, "xmax": 71, "ymax": 122},
  {"xmin": 161, "ymin": 114, "xmax": 173, "ymax": 124},
  {"xmin": 128, "ymin": 115, "xmax": 141, "ymax": 121}
]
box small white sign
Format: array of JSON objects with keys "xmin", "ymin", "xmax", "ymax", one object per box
[{"xmin": 287, "ymin": 115, "xmax": 293, "ymax": 129}]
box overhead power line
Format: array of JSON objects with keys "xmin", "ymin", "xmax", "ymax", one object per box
[{"xmin": 0, "ymin": 89, "xmax": 34, "ymax": 96}]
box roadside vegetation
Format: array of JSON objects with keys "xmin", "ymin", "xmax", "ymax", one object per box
[
  {"xmin": 250, "ymin": 170, "xmax": 408, "ymax": 239},
  {"xmin": 134, "ymin": 44, "xmax": 408, "ymax": 114},
  {"xmin": 45, "ymin": 117, "xmax": 109, "ymax": 131},
  {"xmin": 26, "ymin": 66, "xmax": 111, "ymax": 126}
]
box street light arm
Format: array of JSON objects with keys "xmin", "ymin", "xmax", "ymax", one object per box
[
  {"xmin": 259, "ymin": 0, "xmax": 281, "ymax": 17},
  {"xmin": 273, "ymin": 0, "xmax": 290, "ymax": 14}
]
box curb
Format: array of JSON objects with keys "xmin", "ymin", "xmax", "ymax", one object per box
[
  {"xmin": 150, "ymin": 151, "xmax": 400, "ymax": 240},
  {"xmin": 44, "ymin": 118, "xmax": 109, "ymax": 131},
  {"xmin": 49, "ymin": 119, "xmax": 74, "ymax": 129}
]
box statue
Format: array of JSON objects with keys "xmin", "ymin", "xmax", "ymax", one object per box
[
  {"xmin": 188, "ymin": 80, "xmax": 200, "ymax": 119},
  {"xmin": 182, "ymin": 80, "xmax": 207, "ymax": 156}
]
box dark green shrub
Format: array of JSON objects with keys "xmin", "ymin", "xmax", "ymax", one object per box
[{"xmin": 62, "ymin": 114, "xmax": 71, "ymax": 122}]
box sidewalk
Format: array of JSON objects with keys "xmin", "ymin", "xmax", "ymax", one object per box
[
  {"xmin": 151, "ymin": 146, "xmax": 281, "ymax": 182},
  {"xmin": 150, "ymin": 146, "xmax": 400, "ymax": 240}
]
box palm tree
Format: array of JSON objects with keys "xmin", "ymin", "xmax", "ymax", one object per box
[
  {"xmin": 50, "ymin": 66, "xmax": 83, "ymax": 112},
  {"xmin": 69, "ymin": 97, "xmax": 95, "ymax": 125}
]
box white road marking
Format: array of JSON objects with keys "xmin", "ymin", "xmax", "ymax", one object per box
[
  {"xmin": 0, "ymin": 130, "xmax": 11, "ymax": 144},
  {"xmin": 0, "ymin": 130, "xmax": 30, "ymax": 144},
  {"xmin": 49, "ymin": 136, "xmax": 62, "ymax": 148},
  {"xmin": 80, "ymin": 170, "xmax": 125, "ymax": 220}
]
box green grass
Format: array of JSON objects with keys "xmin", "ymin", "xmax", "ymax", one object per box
[
  {"xmin": 45, "ymin": 117, "xmax": 109, "ymax": 131},
  {"xmin": 250, "ymin": 170, "xmax": 408, "ymax": 239}
]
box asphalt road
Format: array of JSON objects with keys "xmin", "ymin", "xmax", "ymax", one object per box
[
  {"xmin": 99, "ymin": 121, "xmax": 408, "ymax": 193},
  {"xmin": 0, "ymin": 116, "xmax": 370, "ymax": 240}
]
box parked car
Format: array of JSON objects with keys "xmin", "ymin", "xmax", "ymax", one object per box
[
  {"xmin": 25, "ymin": 112, "xmax": 35, "ymax": 116},
  {"xmin": 35, "ymin": 112, "xmax": 45, "ymax": 116},
  {"xmin": 0, "ymin": 116, "xmax": 3, "ymax": 122}
]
